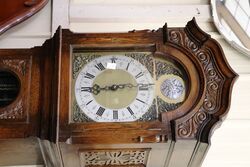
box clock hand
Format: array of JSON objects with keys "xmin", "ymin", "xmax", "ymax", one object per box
[
  {"xmin": 94, "ymin": 84, "xmax": 134, "ymax": 92},
  {"xmin": 90, "ymin": 84, "xmax": 101, "ymax": 95},
  {"xmin": 89, "ymin": 83, "xmax": 154, "ymax": 95},
  {"xmin": 82, "ymin": 84, "xmax": 118, "ymax": 95},
  {"xmin": 106, "ymin": 83, "xmax": 154, "ymax": 90},
  {"xmin": 86, "ymin": 84, "xmax": 123, "ymax": 95}
]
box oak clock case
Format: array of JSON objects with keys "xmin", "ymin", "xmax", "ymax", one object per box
[
  {"xmin": 61, "ymin": 42, "xmax": 198, "ymax": 144},
  {"xmin": 0, "ymin": 18, "xmax": 237, "ymax": 167}
]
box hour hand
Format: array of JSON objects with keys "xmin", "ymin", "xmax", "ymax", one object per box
[
  {"xmin": 107, "ymin": 83, "xmax": 138, "ymax": 91},
  {"xmin": 81, "ymin": 84, "xmax": 126, "ymax": 95},
  {"xmin": 108, "ymin": 83, "xmax": 134, "ymax": 90},
  {"xmin": 81, "ymin": 84, "xmax": 101, "ymax": 95}
]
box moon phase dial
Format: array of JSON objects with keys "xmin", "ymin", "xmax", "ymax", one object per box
[
  {"xmin": 154, "ymin": 56, "xmax": 187, "ymax": 112},
  {"xmin": 160, "ymin": 77, "xmax": 185, "ymax": 100}
]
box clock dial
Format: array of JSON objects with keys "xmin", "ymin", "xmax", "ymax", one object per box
[
  {"xmin": 74, "ymin": 54, "xmax": 155, "ymax": 122},
  {"xmin": 72, "ymin": 51, "xmax": 189, "ymax": 122}
]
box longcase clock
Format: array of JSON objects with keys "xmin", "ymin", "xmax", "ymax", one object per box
[{"xmin": 0, "ymin": 18, "xmax": 237, "ymax": 167}]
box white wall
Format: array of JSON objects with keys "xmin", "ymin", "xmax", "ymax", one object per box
[{"xmin": 1, "ymin": 0, "xmax": 250, "ymax": 166}]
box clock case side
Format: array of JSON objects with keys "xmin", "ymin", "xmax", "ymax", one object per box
[
  {"xmin": 0, "ymin": 26, "xmax": 61, "ymax": 141},
  {"xmin": 37, "ymin": 27, "xmax": 62, "ymax": 142},
  {"xmin": 160, "ymin": 18, "xmax": 238, "ymax": 167},
  {"xmin": 169, "ymin": 18, "xmax": 238, "ymax": 143},
  {"xmin": 0, "ymin": 45, "xmax": 46, "ymax": 139}
]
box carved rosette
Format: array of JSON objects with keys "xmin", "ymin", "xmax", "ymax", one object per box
[
  {"xmin": 80, "ymin": 149, "xmax": 150, "ymax": 166},
  {"xmin": 168, "ymin": 27, "xmax": 226, "ymax": 139}
]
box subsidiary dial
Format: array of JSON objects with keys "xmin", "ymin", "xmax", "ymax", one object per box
[{"xmin": 160, "ymin": 77, "xmax": 184, "ymax": 100}]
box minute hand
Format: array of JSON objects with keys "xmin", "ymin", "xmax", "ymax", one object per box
[
  {"xmin": 89, "ymin": 83, "xmax": 154, "ymax": 95},
  {"xmin": 107, "ymin": 83, "xmax": 154, "ymax": 90}
]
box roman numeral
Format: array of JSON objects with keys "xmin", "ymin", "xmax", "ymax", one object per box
[
  {"xmin": 127, "ymin": 106, "xmax": 134, "ymax": 115},
  {"xmin": 139, "ymin": 85, "xmax": 149, "ymax": 91},
  {"xmin": 111, "ymin": 57, "xmax": 117, "ymax": 63},
  {"xmin": 95, "ymin": 63, "xmax": 105, "ymax": 71},
  {"xmin": 126, "ymin": 62, "xmax": 130, "ymax": 70},
  {"xmin": 81, "ymin": 87, "xmax": 92, "ymax": 92},
  {"xmin": 86, "ymin": 100, "xmax": 93, "ymax": 105},
  {"xmin": 84, "ymin": 72, "xmax": 95, "ymax": 79},
  {"xmin": 136, "ymin": 98, "xmax": 146, "ymax": 104},
  {"xmin": 96, "ymin": 106, "xmax": 105, "ymax": 116},
  {"xmin": 135, "ymin": 72, "xmax": 143, "ymax": 79},
  {"xmin": 113, "ymin": 110, "xmax": 118, "ymax": 119}
]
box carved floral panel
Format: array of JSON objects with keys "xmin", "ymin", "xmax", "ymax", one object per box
[{"xmin": 79, "ymin": 148, "xmax": 150, "ymax": 166}]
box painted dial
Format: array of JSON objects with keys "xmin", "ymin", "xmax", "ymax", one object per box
[
  {"xmin": 160, "ymin": 77, "xmax": 184, "ymax": 100},
  {"xmin": 74, "ymin": 55, "xmax": 154, "ymax": 122}
]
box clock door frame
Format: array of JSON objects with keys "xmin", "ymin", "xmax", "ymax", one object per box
[{"xmin": 56, "ymin": 22, "xmax": 208, "ymax": 144}]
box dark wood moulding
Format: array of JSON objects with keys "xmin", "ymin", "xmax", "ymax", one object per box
[{"xmin": 0, "ymin": 0, "xmax": 48, "ymax": 35}]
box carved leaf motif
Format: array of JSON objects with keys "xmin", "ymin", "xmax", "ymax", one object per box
[
  {"xmin": 0, "ymin": 100, "xmax": 24, "ymax": 119},
  {"xmin": 168, "ymin": 30, "xmax": 224, "ymax": 138},
  {"xmin": 177, "ymin": 111, "xmax": 207, "ymax": 138},
  {"xmin": 195, "ymin": 50, "xmax": 224, "ymax": 114},
  {"xmin": 2, "ymin": 59, "xmax": 26, "ymax": 76},
  {"xmin": 169, "ymin": 30, "xmax": 184, "ymax": 46}
]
